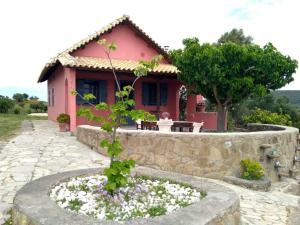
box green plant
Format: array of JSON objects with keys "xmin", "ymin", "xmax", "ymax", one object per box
[
  {"xmin": 171, "ymin": 36, "xmax": 298, "ymax": 131},
  {"xmin": 240, "ymin": 159, "xmax": 264, "ymax": 180},
  {"xmin": 243, "ymin": 108, "xmax": 292, "ymax": 126},
  {"xmin": 56, "ymin": 113, "xmax": 70, "ymax": 123},
  {"xmin": 0, "ymin": 96, "xmax": 14, "ymax": 113},
  {"xmin": 13, "ymin": 106, "xmax": 21, "ymax": 114},
  {"xmin": 74, "ymin": 39, "xmax": 160, "ymax": 194}
]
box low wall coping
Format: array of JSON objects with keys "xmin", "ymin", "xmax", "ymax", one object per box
[
  {"xmin": 78, "ymin": 124, "xmax": 299, "ymax": 138},
  {"xmin": 13, "ymin": 167, "xmax": 240, "ymax": 225}
]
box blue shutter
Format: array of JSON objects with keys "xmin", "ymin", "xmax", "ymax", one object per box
[
  {"xmin": 160, "ymin": 83, "xmax": 168, "ymax": 106},
  {"xmin": 98, "ymin": 80, "xmax": 107, "ymax": 103},
  {"xmin": 76, "ymin": 79, "xmax": 85, "ymax": 105},
  {"xmin": 142, "ymin": 83, "xmax": 149, "ymax": 105}
]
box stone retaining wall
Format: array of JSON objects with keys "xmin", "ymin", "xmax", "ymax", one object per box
[{"xmin": 77, "ymin": 124, "xmax": 299, "ymax": 181}]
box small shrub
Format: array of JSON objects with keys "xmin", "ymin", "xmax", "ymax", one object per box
[
  {"xmin": 56, "ymin": 113, "xmax": 70, "ymax": 123},
  {"xmin": 243, "ymin": 108, "xmax": 292, "ymax": 126},
  {"xmin": 13, "ymin": 106, "xmax": 21, "ymax": 114},
  {"xmin": 240, "ymin": 159, "xmax": 264, "ymax": 180}
]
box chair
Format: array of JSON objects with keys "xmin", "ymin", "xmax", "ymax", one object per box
[
  {"xmin": 135, "ymin": 119, "xmax": 142, "ymax": 130},
  {"xmin": 141, "ymin": 121, "xmax": 158, "ymax": 130},
  {"xmin": 157, "ymin": 119, "xmax": 174, "ymax": 132},
  {"xmin": 193, "ymin": 122, "xmax": 204, "ymax": 133}
]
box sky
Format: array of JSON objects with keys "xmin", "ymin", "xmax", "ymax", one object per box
[{"xmin": 0, "ymin": 0, "xmax": 299, "ymax": 101}]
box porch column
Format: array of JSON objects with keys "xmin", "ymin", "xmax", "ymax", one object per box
[
  {"xmin": 186, "ymin": 95, "xmax": 197, "ymax": 121},
  {"xmin": 65, "ymin": 68, "xmax": 77, "ymax": 132}
]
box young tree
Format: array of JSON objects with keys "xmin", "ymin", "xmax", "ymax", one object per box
[
  {"xmin": 171, "ymin": 38, "xmax": 298, "ymax": 131},
  {"xmin": 74, "ymin": 39, "xmax": 160, "ymax": 194}
]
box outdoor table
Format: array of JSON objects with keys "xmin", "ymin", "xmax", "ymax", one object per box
[{"xmin": 171, "ymin": 121, "xmax": 194, "ymax": 132}]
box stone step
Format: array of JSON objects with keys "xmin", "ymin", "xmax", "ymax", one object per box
[
  {"xmin": 260, "ymin": 144, "xmax": 273, "ymax": 150},
  {"xmin": 278, "ymin": 172, "xmax": 290, "ymax": 178}
]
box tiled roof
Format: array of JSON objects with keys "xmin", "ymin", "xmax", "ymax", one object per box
[
  {"xmin": 38, "ymin": 15, "xmax": 176, "ymax": 82},
  {"xmin": 57, "ymin": 53, "xmax": 178, "ymax": 74}
]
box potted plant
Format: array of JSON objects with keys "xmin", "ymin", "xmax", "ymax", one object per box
[{"xmin": 56, "ymin": 113, "xmax": 70, "ymax": 132}]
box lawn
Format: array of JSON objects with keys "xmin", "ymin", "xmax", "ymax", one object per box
[{"xmin": 0, "ymin": 113, "xmax": 47, "ymax": 141}]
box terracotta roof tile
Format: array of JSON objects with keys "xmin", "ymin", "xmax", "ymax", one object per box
[{"xmin": 58, "ymin": 54, "xmax": 178, "ymax": 74}]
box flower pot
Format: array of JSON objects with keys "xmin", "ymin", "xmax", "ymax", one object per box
[{"xmin": 59, "ymin": 123, "xmax": 69, "ymax": 132}]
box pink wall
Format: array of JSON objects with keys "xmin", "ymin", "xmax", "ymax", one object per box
[
  {"xmin": 186, "ymin": 95, "xmax": 227, "ymax": 130},
  {"xmin": 75, "ymin": 70, "xmax": 181, "ymax": 127},
  {"xmin": 72, "ymin": 24, "xmax": 169, "ymax": 64},
  {"xmin": 47, "ymin": 66, "xmax": 67, "ymax": 122}
]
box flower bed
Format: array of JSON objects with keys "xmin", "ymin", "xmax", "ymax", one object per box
[{"xmin": 50, "ymin": 175, "xmax": 205, "ymax": 221}]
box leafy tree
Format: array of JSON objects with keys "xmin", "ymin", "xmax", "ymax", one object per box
[
  {"xmin": 74, "ymin": 39, "xmax": 159, "ymax": 194},
  {"xmin": 218, "ymin": 28, "xmax": 253, "ymax": 45},
  {"xmin": 230, "ymin": 93, "xmax": 300, "ymax": 129},
  {"xmin": 30, "ymin": 101, "xmax": 47, "ymax": 112},
  {"xmin": 29, "ymin": 96, "xmax": 39, "ymax": 100},
  {"xmin": 0, "ymin": 96, "xmax": 14, "ymax": 113},
  {"xmin": 12, "ymin": 93, "xmax": 29, "ymax": 102},
  {"xmin": 171, "ymin": 38, "xmax": 298, "ymax": 131},
  {"xmin": 243, "ymin": 108, "xmax": 292, "ymax": 126}
]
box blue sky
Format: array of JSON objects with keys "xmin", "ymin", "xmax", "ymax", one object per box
[{"xmin": 0, "ymin": 0, "xmax": 298, "ymax": 101}]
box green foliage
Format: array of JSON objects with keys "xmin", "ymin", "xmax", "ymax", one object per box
[
  {"xmin": 103, "ymin": 159, "xmax": 135, "ymax": 193},
  {"xmin": 13, "ymin": 106, "xmax": 21, "ymax": 114},
  {"xmin": 29, "ymin": 101, "xmax": 47, "ymax": 113},
  {"xmin": 240, "ymin": 159, "xmax": 264, "ymax": 180},
  {"xmin": 273, "ymin": 90, "xmax": 300, "ymax": 108},
  {"xmin": 217, "ymin": 28, "xmax": 253, "ymax": 45},
  {"xmin": 56, "ymin": 113, "xmax": 70, "ymax": 123},
  {"xmin": 75, "ymin": 39, "xmax": 160, "ymax": 194},
  {"xmin": 12, "ymin": 93, "xmax": 29, "ymax": 102},
  {"xmin": 171, "ymin": 36, "xmax": 298, "ymax": 131},
  {"xmin": 0, "ymin": 96, "xmax": 14, "ymax": 113},
  {"xmin": 147, "ymin": 206, "xmax": 167, "ymax": 217},
  {"xmin": 243, "ymin": 108, "xmax": 292, "ymax": 126}
]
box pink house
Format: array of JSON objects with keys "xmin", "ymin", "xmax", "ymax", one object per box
[
  {"xmin": 38, "ymin": 15, "xmax": 182, "ymax": 131},
  {"xmin": 38, "ymin": 15, "xmax": 220, "ymax": 131}
]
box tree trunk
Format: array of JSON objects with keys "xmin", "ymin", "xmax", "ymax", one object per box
[{"xmin": 217, "ymin": 104, "xmax": 227, "ymax": 132}]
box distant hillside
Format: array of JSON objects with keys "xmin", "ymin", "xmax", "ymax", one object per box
[{"xmin": 273, "ymin": 90, "xmax": 300, "ymax": 108}]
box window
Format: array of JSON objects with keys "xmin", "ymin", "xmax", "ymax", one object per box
[
  {"xmin": 51, "ymin": 88, "xmax": 55, "ymax": 107},
  {"xmin": 142, "ymin": 82, "xmax": 168, "ymax": 106},
  {"xmin": 48, "ymin": 89, "xmax": 51, "ymax": 107},
  {"xmin": 76, "ymin": 79, "xmax": 107, "ymax": 105}
]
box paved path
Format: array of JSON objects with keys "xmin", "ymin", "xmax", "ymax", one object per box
[
  {"xmin": 0, "ymin": 120, "xmax": 299, "ymax": 224},
  {"xmin": 209, "ymin": 179, "xmax": 300, "ymax": 225},
  {"xmin": 0, "ymin": 120, "xmax": 109, "ymax": 223}
]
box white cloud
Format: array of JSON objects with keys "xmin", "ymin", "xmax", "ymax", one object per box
[{"xmin": 0, "ymin": 0, "xmax": 298, "ymax": 99}]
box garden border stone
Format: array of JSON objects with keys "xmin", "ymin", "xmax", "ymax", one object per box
[
  {"xmin": 223, "ymin": 176, "xmax": 271, "ymax": 191},
  {"xmin": 13, "ymin": 167, "xmax": 240, "ymax": 225}
]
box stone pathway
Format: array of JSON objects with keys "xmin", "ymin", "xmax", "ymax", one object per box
[
  {"xmin": 209, "ymin": 179, "xmax": 300, "ymax": 225},
  {"xmin": 0, "ymin": 120, "xmax": 109, "ymax": 223},
  {"xmin": 0, "ymin": 120, "xmax": 299, "ymax": 224}
]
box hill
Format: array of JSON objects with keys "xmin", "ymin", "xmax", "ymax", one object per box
[{"xmin": 273, "ymin": 90, "xmax": 300, "ymax": 108}]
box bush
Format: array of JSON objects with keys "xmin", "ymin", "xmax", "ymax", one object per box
[
  {"xmin": 13, "ymin": 106, "xmax": 21, "ymax": 114},
  {"xmin": 0, "ymin": 96, "xmax": 14, "ymax": 113},
  {"xmin": 240, "ymin": 159, "xmax": 264, "ymax": 180},
  {"xmin": 30, "ymin": 101, "xmax": 47, "ymax": 113},
  {"xmin": 57, "ymin": 113, "xmax": 70, "ymax": 123},
  {"xmin": 243, "ymin": 108, "xmax": 292, "ymax": 126}
]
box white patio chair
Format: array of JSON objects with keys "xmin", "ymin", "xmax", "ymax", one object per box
[
  {"xmin": 157, "ymin": 119, "xmax": 174, "ymax": 132},
  {"xmin": 193, "ymin": 122, "xmax": 204, "ymax": 133}
]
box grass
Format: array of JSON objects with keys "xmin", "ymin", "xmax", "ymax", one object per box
[{"xmin": 0, "ymin": 113, "xmax": 47, "ymax": 141}]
